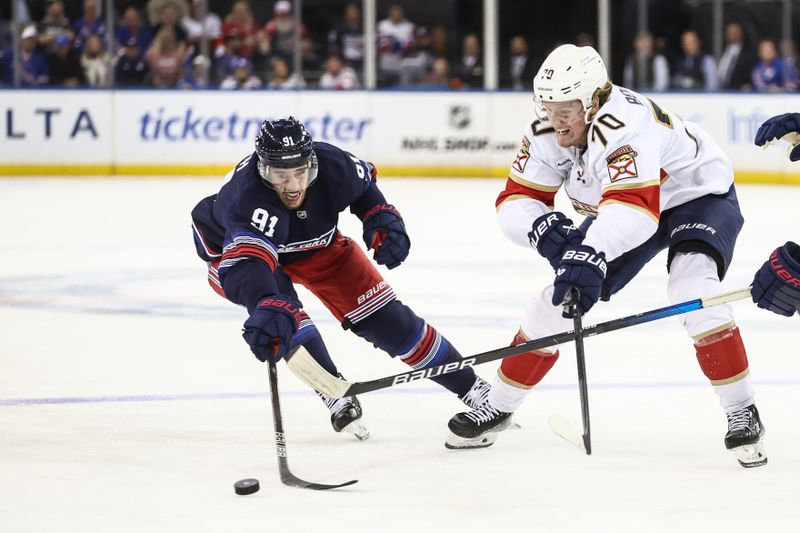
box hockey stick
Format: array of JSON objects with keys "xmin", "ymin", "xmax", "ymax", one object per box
[
  {"xmin": 549, "ymin": 289, "xmax": 592, "ymax": 455},
  {"xmin": 266, "ymin": 355, "xmax": 358, "ymax": 490},
  {"xmin": 287, "ymin": 286, "xmax": 753, "ymax": 399}
]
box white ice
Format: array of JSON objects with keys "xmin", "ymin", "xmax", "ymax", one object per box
[{"xmin": 1, "ymin": 178, "xmax": 798, "ymax": 533}]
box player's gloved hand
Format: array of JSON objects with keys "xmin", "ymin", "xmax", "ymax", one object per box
[
  {"xmin": 362, "ymin": 204, "xmax": 411, "ymax": 269},
  {"xmin": 754, "ymin": 113, "xmax": 800, "ymax": 161},
  {"xmin": 751, "ymin": 241, "xmax": 800, "ymax": 317},
  {"xmin": 242, "ymin": 295, "xmax": 303, "ymax": 362},
  {"xmin": 528, "ymin": 211, "xmax": 583, "ymax": 269},
  {"xmin": 551, "ymin": 245, "xmax": 607, "ymax": 318}
]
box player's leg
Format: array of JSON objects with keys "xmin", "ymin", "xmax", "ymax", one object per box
[
  {"xmin": 285, "ymin": 235, "xmax": 489, "ymax": 406},
  {"xmin": 665, "ymin": 186, "xmax": 765, "ymax": 467}
]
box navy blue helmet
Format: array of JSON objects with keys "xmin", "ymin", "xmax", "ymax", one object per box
[{"xmin": 255, "ymin": 117, "xmax": 319, "ymax": 188}]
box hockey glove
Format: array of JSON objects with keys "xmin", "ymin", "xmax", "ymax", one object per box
[
  {"xmin": 751, "ymin": 241, "xmax": 800, "ymax": 317},
  {"xmin": 362, "ymin": 204, "xmax": 411, "ymax": 269},
  {"xmin": 552, "ymin": 245, "xmax": 607, "ymax": 318},
  {"xmin": 754, "ymin": 113, "xmax": 800, "ymax": 162},
  {"xmin": 242, "ymin": 295, "xmax": 303, "ymax": 362},
  {"xmin": 528, "ymin": 211, "xmax": 583, "ymax": 270}
]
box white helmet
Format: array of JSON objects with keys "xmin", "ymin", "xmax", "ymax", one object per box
[{"xmin": 533, "ymin": 44, "xmax": 608, "ymax": 113}]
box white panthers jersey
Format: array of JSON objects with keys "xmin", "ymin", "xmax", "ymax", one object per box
[{"xmin": 496, "ymin": 84, "xmax": 734, "ymax": 261}]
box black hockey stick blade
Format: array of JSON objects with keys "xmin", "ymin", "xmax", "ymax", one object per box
[
  {"xmin": 267, "ymin": 357, "xmax": 358, "ymax": 490},
  {"xmin": 288, "ymin": 287, "xmax": 753, "ymax": 399}
]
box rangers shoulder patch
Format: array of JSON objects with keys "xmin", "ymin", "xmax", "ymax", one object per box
[{"xmin": 606, "ymin": 144, "xmax": 638, "ymax": 182}]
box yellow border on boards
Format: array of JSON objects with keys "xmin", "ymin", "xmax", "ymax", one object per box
[{"xmin": 0, "ymin": 165, "xmax": 799, "ymax": 184}]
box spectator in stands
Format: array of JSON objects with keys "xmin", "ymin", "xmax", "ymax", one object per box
[
  {"xmin": 145, "ymin": 26, "xmax": 184, "ymax": 88},
  {"xmin": 421, "ymin": 56, "xmax": 456, "ymax": 89},
  {"xmin": 46, "ymin": 33, "xmax": 84, "ymax": 87},
  {"xmin": 781, "ymin": 38, "xmax": 799, "ymax": 91},
  {"xmin": 178, "ymin": 53, "xmax": 211, "ymax": 89},
  {"xmin": 220, "ymin": 56, "xmax": 262, "ymax": 89},
  {"xmin": 149, "ymin": 0, "xmax": 190, "ymax": 52},
  {"xmin": 18, "ymin": 25, "xmax": 49, "ymax": 86},
  {"xmin": 265, "ymin": 0, "xmax": 309, "ymax": 61},
  {"xmin": 453, "ymin": 33, "xmax": 482, "ymax": 88},
  {"xmin": 115, "ymin": 36, "xmax": 149, "ymax": 87},
  {"xmin": 214, "ymin": 28, "xmax": 247, "ymax": 83},
  {"xmin": 327, "ymin": 2, "xmax": 363, "ymax": 71},
  {"xmin": 73, "ymin": 0, "xmax": 107, "ymax": 54},
  {"xmin": 37, "ymin": 0, "xmax": 72, "ymax": 52},
  {"xmin": 266, "ymin": 55, "xmax": 305, "ymax": 89},
  {"xmin": 377, "ymin": 3, "xmax": 415, "ymax": 86},
  {"xmin": 182, "ymin": 0, "xmax": 222, "ymax": 48},
  {"xmin": 752, "ymin": 38, "xmax": 786, "ymax": 92},
  {"xmin": 502, "ymin": 35, "xmax": 535, "ymax": 90},
  {"xmin": 81, "ymin": 33, "xmax": 110, "ymax": 87},
  {"xmin": 117, "ymin": 4, "xmax": 153, "ymax": 56},
  {"xmin": 319, "ymin": 54, "xmax": 359, "ymax": 90},
  {"xmin": 300, "ymin": 37, "xmax": 323, "ymax": 83},
  {"xmin": 399, "ymin": 25, "xmax": 433, "ymax": 86},
  {"xmin": 717, "ymin": 22, "xmax": 755, "ymax": 90},
  {"xmin": 623, "ymin": 32, "xmax": 669, "ymax": 91},
  {"xmin": 219, "ymin": 0, "xmax": 259, "ymax": 59},
  {"xmin": 672, "ymin": 30, "xmax": 717, "ymax": 90}
]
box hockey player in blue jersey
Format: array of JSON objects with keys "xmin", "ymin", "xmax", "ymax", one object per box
[{"xmin": 191, "ymin": 117, "xmax": 490, "ymax": 444}]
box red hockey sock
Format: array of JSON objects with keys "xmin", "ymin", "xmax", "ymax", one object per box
[
  {"xmin": 694, "ymin": 325, "xmax": 750, "ymax": 384},
  {"xmin": 499, "ymin": 332, "xmax": 559, "ymax": 388}
]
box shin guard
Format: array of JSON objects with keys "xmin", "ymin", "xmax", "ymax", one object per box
[
  {"xmin": 498, "ymin": 331, "xmax": 560, "ymax": 388},
  {"xmin": 694, "ymin": 324, "xmax": 749, "ymax": 385}
]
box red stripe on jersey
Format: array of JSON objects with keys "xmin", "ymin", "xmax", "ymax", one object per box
[
  {"xmin": 223, "ymin": 245, "xmax": 278, "ymax": 271},
  {"xmin": 600, "ymin": 184, "xmax": 660, "ymax": 220},
  {"xmin": 496, "ymin": 179, "xmax": 556, "ymax": 209}
]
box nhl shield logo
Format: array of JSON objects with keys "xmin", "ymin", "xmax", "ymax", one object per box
[{"xmin": 449, "ymin": 106, "xmax": 471, "ymax": 129}]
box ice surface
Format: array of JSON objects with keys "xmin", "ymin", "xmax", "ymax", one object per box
[{"xmin": 1, "ymin": 178, "xmax": 798, "ymax": 532}]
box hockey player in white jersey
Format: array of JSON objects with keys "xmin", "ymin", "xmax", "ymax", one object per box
[{"xmin": 447, "ymin": 44, "xmax": 767, "ymax": 467}]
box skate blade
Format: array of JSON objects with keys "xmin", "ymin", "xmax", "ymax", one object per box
[
  {"xmin": 731, "ymin": 439, "xmax": 767, "ymax": 468},
  {"xmin": 340, "ymin": 419, "xmax": 370, "ymax": 441},
  {"xmin": 444, "ymin": 431, "xmax": 499, "ymax": 449}
]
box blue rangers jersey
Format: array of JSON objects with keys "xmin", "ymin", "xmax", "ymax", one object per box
[{"xmin": 191, "ymin": 141, "xmax": 385, "ymax": 310}]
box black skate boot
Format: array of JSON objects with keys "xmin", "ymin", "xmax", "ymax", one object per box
[
  {"xmin": 724, "ymin": 404, "xmax": 767, "ymax": 468},
  {"xmin": 445, "ymin": 402, "xmax": 512, "ymax": 450},
  {"xmin": 458, "ymin": 376, "xmax": 491, "ymax": 409},
  {"xmin": 317, "ymin": 379, "xmax": 369, "ymax": 440}
]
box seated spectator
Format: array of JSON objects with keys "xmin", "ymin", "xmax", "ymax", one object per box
[
  {"xmin": 182, "ymin": 0, "xmax": 222, "ymax": 49},
  {"xmin": 717, "ymin": 22, "xmax": 755, "ymax": 90},
  {"xmin": 377, "ymin": 3, "xmax": 415, "ymax": 86},
  {"xmin": 214, "ymin": 28, "xmax": 247, "ymax": 83},
  {"xmin": 327, "ymin": 2, "xmax": 364, "ymax": 71},
  {"xmin": 623, "ymin": 32, "xmax": 669, "ymax": 91},
  {"xmin": 319, "ymin": 54, "xmax": 359, "ymax": 90},
  {"xmin": 145, "ymin": 26, "xmax": 185, "ymax": 88},
  {"xmin": 73, "ymin": 0, "xmax": 107, "ymax": 54},
  {"xmin": 422, "ymin": 56, "xmax": 458, "ymax": 89},
  {"xmin": 178, "ymin": 54, "xmax": 211, "ymax": 89},
  {"xmin": 47, "ymin": 33, "xmax": 84, "ymax": 87},
  {"xmin": 37, "ymin": 0, "xmax": 72, "ymax": 52},
  {"xmin": 18, "ymin": 25, "xmax": 49, "ymax": 86},
  {"xmin": 149, "ymin": 0, "xmax": 190, "ymax": 52},
  {"xmin": 672, "ymin": 30, "xmax": 717, "ymax": 90},
  {"xmin": 399, "ymin": 25, "xmax": 433, "ymax": 86},
  {"xmin": 81, "ymin": 34, "xmax": 110, "ymax": 87},
  {"xmin": 266, "ymin": 56, "xmax": 305, "ymax": 89},
  {"xmin": 265, "ymin": 0, "xmax": 309, "ymax": 60},
  {"xmin": 300, "ymin": 38, "xmax": 323, "ymax": 83},
  {"xmin": 502, "ymin": 35, "xmax": 535, "ymax": 90},
  {"xmin": 115, "ymin": 37, "xmax": 149, "ymax": 87},
  {"xmin": 116, "ymin": 5, "xmax": 153, "ymax": 57},
  {"xmin": 220, "ymin": 56, "xmax": 262, "ymax": 89},
  {"xmin": 752, "ymin": 38, "xmax": 786, "ymax": 92},
  {"xmin": 781, "ymin": 38, "xmax": 799, "ymax": 91},
  {"xmin": 453, "ymin": 33, "xmax": 483, "ymax": 88},
  {"xmin": 219, "ymin": 0, "xmax": 259, "ymax": 58}
]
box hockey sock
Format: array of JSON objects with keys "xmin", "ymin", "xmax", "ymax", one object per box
[
  {"xmin": 488, "ymin": 331, "xmax": 559, "ymax": 412},
  {"xmin": 289, "ymin": 314, "xmax": 338, "ymax": 375},
  {"xmin": 694, "ymin": 324, "xmax": 755, "ymax": 414},
  {"xmin": 398, "ymin": 320, "xmax": 475, "ymax": 396}
]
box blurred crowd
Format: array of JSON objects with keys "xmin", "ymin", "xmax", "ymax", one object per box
[{"xmin": 0, "ymin": 0, "xmax": 797, "ymax": 92}]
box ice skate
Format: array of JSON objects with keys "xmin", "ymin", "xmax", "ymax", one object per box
[
  {"xmin": 724, "ymin": 404, "xmax": 767, "ymax": 468},
  {"xmin": 317, "ymin": 379, "xmax": 370, "ymax": 440},
  {"xmin": 445, "ymin": 402, "xmax": 512, "ymax": 449},
  {"xmin": 459, "ymin": 376, "xmax": 491, "ymax": 409}
]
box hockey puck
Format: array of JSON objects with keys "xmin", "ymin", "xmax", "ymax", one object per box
[{"xmin": 234, "ymin": 478, "xmax": 260, "ymax": 495}]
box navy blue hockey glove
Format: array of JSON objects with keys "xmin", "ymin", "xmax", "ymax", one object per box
[
  {"xmin": 754, "ymin": 113, "xmax": 800, "ymax": 161},
  {"xmin": 751, "ymin": 241, "xmax": 800, "ymax": 317},
  {"xmin": 552, "ymin": 245, "xmax": 607, "ymax": 318},
  {"xmin": 362, "ymin": 204, "xmax": 410, "ymax": 269},
  {"xmin": 242, "ymin": 295, "xmax": 303, "ymax": 362},
  {"xmin": 528, "ymin": 211, "xmax": 583, "ymax": 270}
]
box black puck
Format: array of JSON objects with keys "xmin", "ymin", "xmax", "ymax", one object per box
[{"xmin": 234, "ymin": 478, "xmax": 260, "ymax": 495}]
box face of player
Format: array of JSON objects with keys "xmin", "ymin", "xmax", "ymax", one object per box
[
  {"xmin": 268, "ymin": 166, "xmax": 310, "ymax": 209},
  {"xmin": 541, "ymin": 100, "xmax": 590, "ymax": 148}
]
